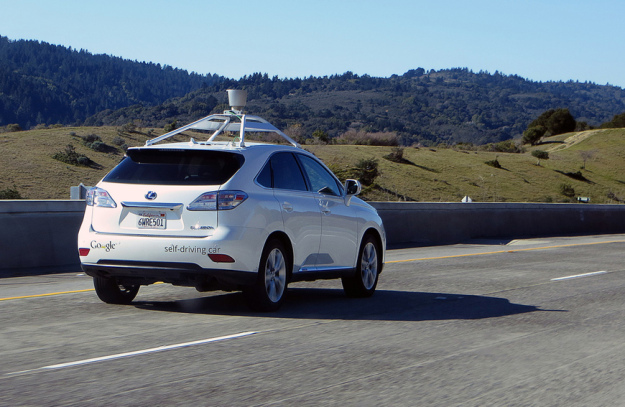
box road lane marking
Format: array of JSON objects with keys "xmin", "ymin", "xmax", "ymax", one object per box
[
  {"xmin": 551, "ymin": 271, "xmax": 607, "ymax": 281},
  {"xmin": 7, "ymin": 331, "xmax": 257, "ymax": 376},
  {"xmin": 0, "ymin": 282, "xmax": 165, "ymax": 302},
  {"xmin": 0, "ymin": 289, "xmax": 95, "ymax": 302},
  {"xmin": 386, "ymin": 239, "xmax": 625, "ymax": 264}
]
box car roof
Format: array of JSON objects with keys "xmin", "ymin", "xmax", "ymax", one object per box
[{"xmin": 129, "ymin": 141, "xmax": 304, "ymax": 156}]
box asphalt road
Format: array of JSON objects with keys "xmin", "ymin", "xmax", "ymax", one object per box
[{"xmin": 1, "ymin": 234, "xmax": 625, "ymax": 406}]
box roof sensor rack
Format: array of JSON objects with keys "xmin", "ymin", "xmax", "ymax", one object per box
[{"xmin": 145, "ymin": 89, "xmax": 300, "ymax": 148}]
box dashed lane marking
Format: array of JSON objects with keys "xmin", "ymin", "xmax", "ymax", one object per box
[
  {"xmin": 551, "ymin": 271, "xmax": 608, "ymax": 281},
  {"xmin": 386, "ymin": 240, "xmax": 625, "ymax": 264},
  {"xmin": 7, "ymin": 331, "xmax": 258, "ymax": 376}
]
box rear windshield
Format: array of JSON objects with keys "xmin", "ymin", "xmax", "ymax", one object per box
[{"xmin": 103, "ymin": 149, "xmax": 244, "ymax": 185}]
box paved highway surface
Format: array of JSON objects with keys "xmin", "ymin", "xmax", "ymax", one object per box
[{"xmin": 1, "ymin": 234, "xmax": 625, "ymax": 406}]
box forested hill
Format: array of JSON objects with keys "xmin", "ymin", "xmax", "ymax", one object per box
[
  {"xmin": 0, "ymin": 36, "xmax": 223, "ymax": 128},
  {"xmin": 2, "ymin": 35, "xmax": 625, "ymax": 145},
  {"xmin": 88, "ymin": 70, "xmax": 625, "ymax": 145}
]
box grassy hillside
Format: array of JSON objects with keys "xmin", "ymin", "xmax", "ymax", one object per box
[
  {"xmin": 307, "ymin": 128, "xmax": 625, "ymax": 203},
  {"xmin": 0, "ymin": 127, "xmax": 153, "ymax": 199},
  {"xmin": 1, "ymin": 127, "xmax": 625, "ymax": 203}
]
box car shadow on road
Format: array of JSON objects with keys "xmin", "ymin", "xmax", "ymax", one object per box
[{"xmin": 133, "ymin": 288, "xmax": 553, "ymax": 321}]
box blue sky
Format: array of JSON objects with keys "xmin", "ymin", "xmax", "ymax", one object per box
[{"xmin": 2, "ymin": 0, "xmax": 623, "ymax": 88}]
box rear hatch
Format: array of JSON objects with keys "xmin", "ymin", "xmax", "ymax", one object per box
[{"xmin": 88, "ymin": 148, "xmax": 244, "ymax": 238}]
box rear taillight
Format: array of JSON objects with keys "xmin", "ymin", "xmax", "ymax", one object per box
[
  {"xmin": 218, "ymin": 191, "xmax": 248, "ymax": 210},
  {"xmin": 86, "ymin": 187, "xmax": 117, "ymax": 208},
  {"xmin": 187, "ymin": 190, "xmax": 248, "ymax": 211},
  {"xmin": 79, "ymin": 248, "xmax": 90, "ymax": 256}
]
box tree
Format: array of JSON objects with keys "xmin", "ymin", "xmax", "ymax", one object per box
[
  {"xmin": 580, "ymin": 150, "xmax": 596, "ymax": 169},
  {"xmin": 284, "ymin": 123, "xmax": 306, "ymax": 143},
  {"xmin": 403, "ymin": 68, "xmax": 425, "ymax": 78},
  {"xmin": 164, "ymin": 120, "xmax": 178, "ymax": 132},
  {"xmin": 353, "ymin": 158, "xmax": 380, "ymax": 186},
  {"xmin": 312, "ymin": 129, "xmax": 330, "ymax": 144},
  {"xmin": 546, "ymin": 108, "xmax": 576, "ymax": 135},
  {"xmin": 600, "ymin": 112, "xmax": 625, "ymax": 128},
  {"xmin": 522, "ymin": 126, "xmax": 546, "ymax": 145},
  {"xmin": 531, "ymin": 149, "xmax": 549, "ymax": 165},
  {"xmin": 528, "ymin": 109, "xmax": 555, "ymax": 129},
  {"xmin": 528, "ymin": 108, "xmax": 576, "ymax": 136},
  {"xmin": 384, "ymin": 147, "xmax": 405, "ymax": 163}
]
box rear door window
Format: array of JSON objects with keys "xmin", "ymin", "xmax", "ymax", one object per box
[
  {"xmin": 104, "ymin": 149, "xmax": 244, "ymax": 185},
  {"xmin": 257, "ymin": 152, "xmax": 308, "ymax": 191}
]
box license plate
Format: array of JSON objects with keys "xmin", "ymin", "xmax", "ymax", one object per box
[{"xmin": 137, "ymin": 211, "xmax": 166, "ymax": 229}]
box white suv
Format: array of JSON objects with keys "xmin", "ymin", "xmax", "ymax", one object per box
[{"xmin": 78, "ymin": 90, "xmax": 385, "ymax": 311}]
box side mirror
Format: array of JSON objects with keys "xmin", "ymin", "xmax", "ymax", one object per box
[{"xmin": 345, "ymin": 179, "xmax": 361, "ymax": 196}]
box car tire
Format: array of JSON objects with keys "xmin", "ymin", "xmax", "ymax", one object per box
[
  {"xmin": 342, "ymin": 235, "xmax": 380, "ymax": 298},
  {"xmin": 244, "ymin": 239, "xmax": 290, "ymax": 312},
  {"xmin": 93, "ymin": 276, "xmax": 140, "ymax": 304}
]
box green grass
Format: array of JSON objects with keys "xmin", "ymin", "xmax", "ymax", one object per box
[
  {"xmin": 307, "ymin": 128, "xmax": 625, "ymax": 203},
  {"xmin": 0, "ymin": 127, "xmax": 155, "ymax": 199},
  {"xmin": 1, "ymin": 126, "xmax": 625, "ymax": 203}
]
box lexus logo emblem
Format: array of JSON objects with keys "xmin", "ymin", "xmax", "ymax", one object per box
[{"xmin": 145, "ymin": 191, "xmax": 157, "ymax": 200}]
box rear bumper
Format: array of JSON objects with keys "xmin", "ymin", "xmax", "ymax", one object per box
[
  {"xmin": 78, "ymin": 222, "xmax": 267, "ymax": 276},
  {"xmin": 81, "ymin": 260, "xmax": 257, "ymax": 290}
]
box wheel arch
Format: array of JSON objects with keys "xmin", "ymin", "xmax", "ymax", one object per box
[
  {"xmin": 265, "ymin": 231, "xmax": 294, "ymax": 280},
  {"xmin": 361, "ymin": 227, "xmax": 385, "ymax": 273}
]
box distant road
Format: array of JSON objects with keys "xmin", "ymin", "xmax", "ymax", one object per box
[{"xmin": 2, "ymin": 234, "xmax": 625, "ymax": 406}]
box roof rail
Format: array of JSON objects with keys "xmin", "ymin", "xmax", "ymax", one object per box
[{"xmin": 145, "ymin": 90, "xmax": 300, "ymax": 148}]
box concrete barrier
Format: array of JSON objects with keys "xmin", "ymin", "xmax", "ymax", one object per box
[
  {"xmin": 371, "ymin": 202, "xmax": 625, "ymax": 247},
  {"xmin": 1, "ymin": 200, "xmax": 625, "ymax": 275},
  {"xmin": 0, "ymin": 200, "xmax": 85, "ymax": 274}
]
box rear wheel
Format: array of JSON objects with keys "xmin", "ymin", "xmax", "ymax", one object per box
[
  {"xmin": 93, "ymin": 276, "xmax": 140, "ymax": 304},
  {"xmin": 342, "ymin": 235, "xmax": 380, "ymax": 297},
  {"xmin": 244, "ymin": 239, "xmax": 289, "ymax": 312}
]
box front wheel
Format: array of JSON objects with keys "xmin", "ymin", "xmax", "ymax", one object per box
[
  {"xmin": 342, "ymin": 235, "xmax": 380, "ymax": 298},
  {"xmin": 244, "ymin": 239, "xmax": 290, "ymax": 312},
  {"xmin": 93, "ymin": 276, "xmax": 140, "ymax": 304}
]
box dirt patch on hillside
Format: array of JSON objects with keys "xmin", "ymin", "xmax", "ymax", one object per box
[{"xmin": 546, "ymin": 130, "xmax": 605, "ymax": 152}]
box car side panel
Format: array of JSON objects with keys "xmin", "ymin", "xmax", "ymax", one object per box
[
  {"xmin": 273, "ymin": 188, "xmax": 322, "ymax": 272},
  {"xmin": 316, "ymin": 194, "xmax": 359, "ymax": 268}
]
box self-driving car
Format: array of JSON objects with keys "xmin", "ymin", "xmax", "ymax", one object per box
[{"xmin": 78, "ymin": 90, "xmax": 385, "ymax": 311}]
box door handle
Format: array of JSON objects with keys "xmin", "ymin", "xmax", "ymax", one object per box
[
  {"xmin": 282, "ymin": 202, "xmax": 293, "ymax": 213},
  {"xmin": 319, "ymin": 200, "xmax": 331, "ymax": 215}
]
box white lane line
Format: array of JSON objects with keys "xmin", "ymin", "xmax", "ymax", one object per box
[
  {"xmin": 551, "ymin": 271, "xmax": 607, "ymax": 282},
  {"xmin": 8, "ymin": 331, "xmax": 257, "ymax": 375}
]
